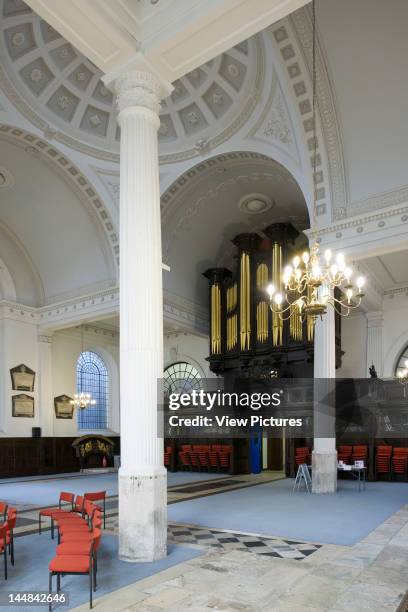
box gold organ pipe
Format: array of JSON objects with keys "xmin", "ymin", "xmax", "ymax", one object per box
[
  {"xmin": 240, "ymin": 252, "xmax": 251, "ymax": 350},
  {"xmin": 227, "ymin": 314, "xmax": 238, "ymax": 350},
  {"xmin": 272, "ymin": 243, "xmax": 283, "ymax": 346},
  {"xmin": 290, "ymin": 303, "xmax": 303, "ymax": 341},
  {"xmin": 226, "ymin": 283, "xmax": 237, "ymax": 314},
  {"xmin": 256, "ymin": 263, "xmax": 268, "ymax": 289},
  {"xmin": 257, "ymin": 301, "xmax": 268, "ymax": 343},
  {"xmin": 211, "ymin": 283, "xmax": 221, "ymax": 354}
]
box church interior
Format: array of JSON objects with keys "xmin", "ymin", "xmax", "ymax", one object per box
[{"xmin": 0, "ymin": 0, "xmax": 408, "ymax": 610}]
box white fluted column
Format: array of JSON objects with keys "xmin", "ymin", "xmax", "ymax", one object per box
[
  {"xmin": 111, "ymin": 69, "xmax": 172, "ymax": 562},
  {"xmin": 38, "ymin": 332, "xmax": 54, "ymax": 437},
  {"xmin": 312, "ymin": 292, "xmax": 337, "ymax": 493},
  {"xmin": 366, "ymin": 311, "xmax": 383, "ymax": 377}
]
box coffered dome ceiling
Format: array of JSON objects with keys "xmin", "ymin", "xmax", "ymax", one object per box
[{"xmin": 0, "ymin": 0, "xmax": 263, "ymax": 162}]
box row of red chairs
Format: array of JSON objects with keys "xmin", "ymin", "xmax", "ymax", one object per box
[
  {"xmin": 40, "ymin": 492, "xmax": 104, "ymax": 609},
  {"xmin": 39, "ymin": 490, "xmax": 106, "ymax": 535},
  {"xmin": 0, "ymin": 502, "xmax": 17, "ymax": 580},
  {"xmin": 178, "ymin": 444, "xmax": 231, "ymax": 472}
]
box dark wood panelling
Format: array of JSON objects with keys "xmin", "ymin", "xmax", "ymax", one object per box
[{"xmin": 0, "ymin": 437, "xmax": 120, "ymax": 478}]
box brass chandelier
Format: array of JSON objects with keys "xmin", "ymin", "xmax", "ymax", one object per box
[{"xmin": 266, "ymin": 0, "xmax": 365, "ymax": 324}]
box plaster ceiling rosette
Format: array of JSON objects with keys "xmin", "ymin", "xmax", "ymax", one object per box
[{"xmin": 0, "ymin": 0, "xmax": 264, "ymax": 163}]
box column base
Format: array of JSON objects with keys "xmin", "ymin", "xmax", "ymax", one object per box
[
  {"xmin": 312, "ymin": 450, "xmax": 337, "ymax": 493},
  {"xmin": 118, "ymin": 466, "xmax": 167, "ymax": 562}
]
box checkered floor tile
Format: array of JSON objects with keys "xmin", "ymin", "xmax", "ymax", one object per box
[{"xmin": 167, "ymin": 524, "xmax": 321, "ymax": 560}]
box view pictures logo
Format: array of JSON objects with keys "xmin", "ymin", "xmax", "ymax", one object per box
[{"xmin": 168, "ymin": 389, "xmax": 283, "ymax": 411}]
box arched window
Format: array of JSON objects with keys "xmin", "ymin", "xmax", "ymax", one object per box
[
  {"xmin": 77, "ymin": 351, "xmax": 108, "ymax": 430},
  {"xmin": 395, "ymin": 346, "xmax": 408, "ymax": 377},
  {"xmin": 163, "ymin": 362, "xmax": 202, "ymax": 397}
]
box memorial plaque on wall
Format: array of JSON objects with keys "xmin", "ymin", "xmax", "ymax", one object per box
[
  {"xmin": 12, "ymin": 394, "xmax": 34, "ymax": 418},
  {"xmin": 54, "ymin": 395, "xmax": 74, "ymax": 419},
  {"xmin": 10, "ymin": 364, "xmax": 35, "ymax": 392}
]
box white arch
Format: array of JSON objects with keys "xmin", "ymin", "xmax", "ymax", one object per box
[{"xmin": 383, "ymin": 331, "xmax": 408, "ymax": 378}]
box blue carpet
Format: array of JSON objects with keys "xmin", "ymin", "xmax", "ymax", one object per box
[
  {"xmin": 0, "ymin": 472, "xmax": 224, "ymax": 507},
  {"xmin": 0, "ymin": 533, "xmax": 203, "ymax": 610},
  {"xmin": 168, "ymin": 478, "xmax": 408, "ymax": 546}
]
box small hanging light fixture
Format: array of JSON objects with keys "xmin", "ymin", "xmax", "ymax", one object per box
[{"xmin": 70, "ymin": 325, "xmax": 97, "ymax": 410}]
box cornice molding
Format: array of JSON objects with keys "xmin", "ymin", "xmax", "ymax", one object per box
[{"xmin": 0, "ymin": 286, "xmax": 208, "ymax": 335}]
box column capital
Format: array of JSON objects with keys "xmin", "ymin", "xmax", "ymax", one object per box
[
  {"xmin": 104, "ymin": 60, "xmax": 173, "ymax": 117},
  {"xmin": 38, "ymin": 331, "xmax": 53, "ymax": 344},
  {"xmin": 366, "ymin": 311, "xmax": 384, "ymax": 328}
]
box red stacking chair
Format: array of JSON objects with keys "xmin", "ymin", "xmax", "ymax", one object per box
[
  {"xmin": 0, "ymin": 503, "xmax": 8, "ymax": 523},
  {"xmin": 48, "ymin": 530, "xmax": 101, "ymax": 610},
  {"xmin": 39, "ymin": 492, "xmax": 75, "ymax": 535},
  {"xmin": 196, "ymin": 445, "xmax": 210, "ymax": 471},
  {"xmin": 0, "ymin": 521, "xmax": 9, "ymax": 579},
  {"xmin": 60, "ymin": 515, "xmax": 102, "ymax": 545},
  {"xmin": 189, "ymin": 446, "xmax": 200, "ymax": 471},
  {"xmin": 6, "ymin": 508, "xmax": 17, "ymax": 566},
  {"xmin": 50, "ymin": 495, "xmax": 86, "ymax": 539},
  {"xmin": 57, "ymin": 507, "xmax": 99, "ymax": 536},
  {"xmin": 295, "ymin": 447, "xmax": 310, "ymax": 466},
  {"xmin": 392, "ymin": 447, "xmax": 408, "ymax": 480},
  {"xmin": 164, "ymin": 446, "xmax": 172, "ymax": 467},
  {"xmin": 352, "ymin": 445, "xmax": 368, "ymax": 465},
  {"xmin": 219, "ymin": 445, "xmax": 231, "ymax": 471},
  {"xmin": 337, "ymin": 445, "xmax": 352, "ymax": 464},
  {"xmin": 84, "ymin": 492, "xmax": 106, "ymax": 529},
  {"xmin": 209, "ymin": 447, "xmax": 220, "ymax": 471},
  {"xmin": 376, "ymin": 445, "xmax": 393, "ymax": 479},
  {"xmin": 178, "ymin": 451, "xmax": 191, "ymax": 471}
]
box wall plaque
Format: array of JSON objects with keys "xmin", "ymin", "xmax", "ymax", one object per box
[
  {"xmin": 54, "ymin": 395, "xmax": 74, "ymax": 419},
  {"xmin": 10, "ymin": 364, "xmax": 35, "ymax": 392},
  {"xmin": 12, "ymin": 394, "xmax": 34, "ymax": 418}
]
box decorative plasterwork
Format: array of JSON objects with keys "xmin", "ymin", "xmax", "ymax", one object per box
[
  {"xmin": 248, "ymin": 68, "xmax": 300, "ymax": 166},
  {"xmin": 0, "ymin": 124, "xmax": 119, "ymax": 271},
  {"xmin": 0, "ymin": 1, "xmax": 265, "ymax": 165},
  {"xmin": 289, "ymin": 7, "xmax": 347, "ymax": 222},
  {"xmin": 0, "ymin": 165, "xmax": 15, "ymax": 187},
  {"xmin": 264, "ymin": 16, "xmax": 341, "ymax": 222}
]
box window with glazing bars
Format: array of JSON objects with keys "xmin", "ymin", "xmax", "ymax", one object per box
[{"xmin": 77, "ymin": 351, "xmax": 108, "ymax": 429}]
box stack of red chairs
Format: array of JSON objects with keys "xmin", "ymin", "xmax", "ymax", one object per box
[
  {"xmin": 48, "ymin": 501, "xmax": 102, "ymax": 609},
  {"xmin": 376, "ymin": 445, "xmax": 393, "ymax": 479},
  {"xmin": 295, "ymin": 446, "xmax": 310, "ymax": 466},
  {"xmin": 337, "ymin": 445, "xmax": 353, "ymax": 464},
  {"xmin": 164, "ymin": 446, "xmax": 172, "ymax": 467},
  {"xmin": 0, "ymin": 504, "xmax": 17, "ymax": 579},
  {"xmin": 217, "ymin": 445, "xmax": 231, "ymax": 470},
  {"xmin": 392, "ymin": 447, "xmax": 408, "ymax": 479},
  {"xmin": 178, "ymin": 444, "xmax": 232, "ymax": 472},
  {"xmin": 352, "ymin": 445, "xmax": 368, "ymax": 465}
]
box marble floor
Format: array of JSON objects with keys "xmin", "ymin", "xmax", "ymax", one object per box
[{"xmin": 71, "ymin": 504, "xmax": 408, "ymax": 612}]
